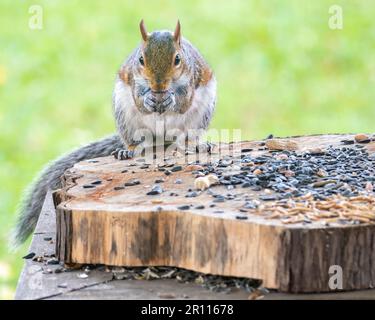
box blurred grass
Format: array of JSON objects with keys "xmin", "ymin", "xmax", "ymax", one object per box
[{"xmin": 1, "ymin": 0, "xmax": 375, "ymax": 299}]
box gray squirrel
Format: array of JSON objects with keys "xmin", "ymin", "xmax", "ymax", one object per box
[{"xmin": 12, "ymin": 20, "xmax": 216, "ymax": 246}]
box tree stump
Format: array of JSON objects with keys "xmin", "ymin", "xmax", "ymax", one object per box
[{"xmin": 53, "ymin": 134, "xmax": 375, "ymax": 293}]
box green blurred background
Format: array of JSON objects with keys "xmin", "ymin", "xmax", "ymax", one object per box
[{"xmin": 1, "ymin": 0, "xmax": 374, "ymax": 299}]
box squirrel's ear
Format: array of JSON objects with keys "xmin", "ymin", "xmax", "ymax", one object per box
[
  {"xmin": 173, "ymin": 20, "xmax": 181, "ymax": 45},
  {"xmin": 139, "ymin": 19, "xmax": 148, "ymax": 42}
]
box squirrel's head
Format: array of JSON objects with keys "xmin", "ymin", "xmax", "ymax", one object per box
[{"xmin": 137, "ymin": 20, "xmax": 184, "ymax": 92}]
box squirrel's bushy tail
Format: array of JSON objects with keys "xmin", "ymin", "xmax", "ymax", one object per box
[{"xmin": 11, "ymin": 134, "xmax": 123, "ymax": 248}]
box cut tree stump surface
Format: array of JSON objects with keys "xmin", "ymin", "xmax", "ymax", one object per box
[
  {"xmin": 53, "ymin": 134, "xmax": 375, "ymax": 293},
  {"xmin": 15, "ymin": 191, "xmax": 375, "ymax": 299},
  {"xmin": 18, "ymin": 134, "xmax": 375, "ymax": 297}
]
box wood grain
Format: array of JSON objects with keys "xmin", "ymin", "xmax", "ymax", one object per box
[{"xmin": 54, "ymin": 134, "xmax": 375, "ymax": 293}]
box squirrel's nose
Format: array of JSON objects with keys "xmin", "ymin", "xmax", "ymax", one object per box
[{"xmin": 151, "ymin": 79, "xmax": 169, "ymax": 92}]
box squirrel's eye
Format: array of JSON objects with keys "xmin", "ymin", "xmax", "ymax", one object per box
[
  {"xmin": 139, "ymin": 56, "xmax": 144, "ymax": 66},
  {"xmin": 174, "ymin": 54, "xmax": 181, "ymax": 66}
]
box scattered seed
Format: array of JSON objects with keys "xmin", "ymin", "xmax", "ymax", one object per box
[
  {"xmin": 236, "ymin": 215, "xmax": 248, "ymax": 220},
  {"xmin": 147, "ymin": 185, "xmax": 163, "ymax": 195},
  {"xmin": 171, "ymin": 165, "xmax": 183, "ymax": 172},
  {"xmin": 259, "ymin": 195, "xmax": 279, "ymax": 201},
  {"xmin": 341, "ymin": 139, "xmax": 355, "ymax": 145},
  {"xmin": 194, "ymin": 174, "xmax": 219, "ymax": 191},
  {"xmin": 313, "ymin": 180, "xmax": 337, "ymax": 188},
  {"xmin": 22, "ymin": 252, "xmax": 35, "ymax": 260},
  {"xmin": 83, "ymin": 184, "xmax": 95, "ymax": 189},
  {"xmin": 248, "ymin": 289, "xmax": 265, "ymax": 300},
  {"xmin": 47, "ymin": 258, "xmax": 59, "ymax": 265},
  {"xmin": 185, "ymin": 164, "xmax": 204, "ymax": 171},
  {"xmin": 317, "ymin": 169, "xmax": 328, "ymax": 177},
  {"xmin": 177, "ymin": 205, "xmax": 190, "ymax": 210},
  {"xmin": 358, "ymin": 139, "xmax": 371, "ymax": 144},
  {"xmin": 241, "ymin": 148, "xmax": 253, "ymax": 153},
  {"xmin": 186, "ymin": 191, "xmax": 199, "ymax": 197},
  {"xmin": 305, "ymin": 147, "xmax": 325, "ymax": 155},
  {"xmin": 266, "ymin": 139, "xmax": 298, "ymax": 151},
  {"xmin": 355, "ymin": 133, "xmax": 370, "ymax": 143},
  {"xmin": 151, "ymin": 199, "xmax": 163, "ymax": 204},
  {"xmin": 54, "ymin": 267, "xmax": 64, "ymax": 274},
  {"xmin": 124, "ymin": 179, "xmax": 141, "ymax": 186},
  {"xmin": 275, "ymin": 154, "xmax": 289, "ymax": 161}
]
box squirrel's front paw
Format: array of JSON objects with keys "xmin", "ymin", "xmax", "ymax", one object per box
[
  {"xmin": 157, "ymin": 92, "xmax": 176, "ymax": 114},
  {"xmin": 111, "ymin": 148, "xmax": 135, "ymax": 160},
  {"xmin": 143, "ymin": 93, "xmax": 157, "ymax": 113}
]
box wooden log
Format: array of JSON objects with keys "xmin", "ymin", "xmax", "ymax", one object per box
[{"xmin": 54, "ymin": 134, "xmax": 375, "ymax": 293}]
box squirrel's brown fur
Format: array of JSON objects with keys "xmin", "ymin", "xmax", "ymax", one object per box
[
  {"xmin": 13, "ymin": 20, "xmax": 216, "ymax": 246},
  {"xmin": 114, "ymin": 20, "xmax": 216, "ymax": 155}
]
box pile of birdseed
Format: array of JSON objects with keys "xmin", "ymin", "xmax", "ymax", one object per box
[{"xmin": 218, "ymin": 145, "xmax": 375, "ymax": 201}]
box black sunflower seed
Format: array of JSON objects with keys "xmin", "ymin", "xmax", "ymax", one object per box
[
  {"xmin": 235, "ymin": 215, "xmax": 248, "ymax": 220},
  {"xmin": 147, "ymin": 185, "xmax": 163, "ymax": 195},
  {"xmin": 22, "ymin": 252, "xmax": 35, "ymax": 259},
  {"xmin": 186, "ymin": 191, "xmax": 199, "ymax": 198},
  {"xmin": 177, "ymin": 205, "xmax": 190, "ymax": 210},
  {"xmin": 83, "ymin": 185, "xmax": 95, "ymax": 189},
  {"xmin": 124, "ymin": 179, "xmax": 141, "ymax": 186},
  {"xmin": 171, "ymin": 165, "xmax": 183, "ymax": 172}
]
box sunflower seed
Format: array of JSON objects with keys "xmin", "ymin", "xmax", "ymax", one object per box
[
  {"xmin": 22, "ymin": 252, "xmax": 35, "ymax": 259},
  {"xmin": 147, "ymin": 185, "xmax": 163, "ymax": 195},
  {"xmin": 177, "ymin": 205, "xmax": 190, "ymax": 210}
]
